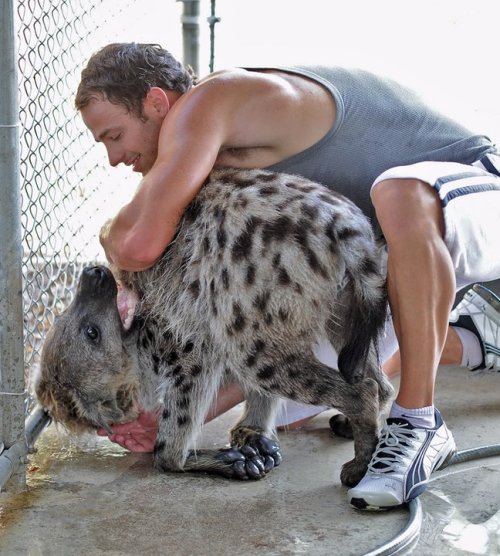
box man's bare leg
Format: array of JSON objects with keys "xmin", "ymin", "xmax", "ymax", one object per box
[{"xmin": 348, "ymin": 178, "xmax": 457, "ymax": 510}]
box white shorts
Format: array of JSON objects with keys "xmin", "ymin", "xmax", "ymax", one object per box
[{"xmin": 372, "ymin": 155, "xmax": 500, "ymax": 289}]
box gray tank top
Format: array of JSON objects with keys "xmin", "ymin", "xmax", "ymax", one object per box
[{"xmin": 263, "ymin": 66, "xmax": 497, "ymax": 225}]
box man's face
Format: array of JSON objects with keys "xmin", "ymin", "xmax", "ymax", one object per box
[{"xmin": 81, "ymin": 96, "xmax": 162, "ymax": 176}]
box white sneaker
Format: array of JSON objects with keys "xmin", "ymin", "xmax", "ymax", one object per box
[
  {"xmin": 347, "ymin": 409, "xmax": 456, "ymax": 510},
  {"xmin": 450, "ymin": 284, "xmax": 500, "ymax": 372}
]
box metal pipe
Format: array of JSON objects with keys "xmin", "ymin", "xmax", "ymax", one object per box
[
  {"xmin": 0, "ymin": 0, "xmax": 27, "ymax": 491},
  {"xmin": 177, "ymin": 0, "xmax": 200, "ymax": 75},
  {"xmin": 0, "ymin": 406, "xmax": 52, "ymax": 491}
]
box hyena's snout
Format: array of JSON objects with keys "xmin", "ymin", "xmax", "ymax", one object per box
[{"xmin": 79, "ymin": 265, "xmax": 118, "ymax": 297}]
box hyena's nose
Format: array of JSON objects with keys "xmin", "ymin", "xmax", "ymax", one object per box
[{"xmin": 82, "ymin": 266, "xmax": 112, "ymax": 286}]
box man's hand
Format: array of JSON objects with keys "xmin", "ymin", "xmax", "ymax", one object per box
[
  {"xmin": 99, "ymin": 218, "xmax": 115, "ymax": 264},
  {"xmin": 97, "ymin": 409, "xmax": 160, "ymax": 453}
]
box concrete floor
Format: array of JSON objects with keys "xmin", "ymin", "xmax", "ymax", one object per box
[{"xmin": 1, "ymin": 365, "xmax": 499, "ymax": 556}]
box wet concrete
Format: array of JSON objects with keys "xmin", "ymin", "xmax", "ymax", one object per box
[{"xmin": 1, "ymin": 365, "xmax": 499, "ymax": 556}]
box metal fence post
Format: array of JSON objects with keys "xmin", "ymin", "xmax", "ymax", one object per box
[
  {"xmin": 178, "ymin": 0, "xmax": 200, "ymax": 75},
  {"xmin": 0, "ymin": 0, "xmax": 26, "ymax": 491}
]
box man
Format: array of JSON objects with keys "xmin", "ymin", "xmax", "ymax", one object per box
[{"xmin": 75, "ymin": 42, "xmax": 500, "ymax": 510}]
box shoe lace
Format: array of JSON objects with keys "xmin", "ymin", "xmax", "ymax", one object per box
[{"xmin": 368, "ymin": 422, "xmax": 418, "ymax": 474}]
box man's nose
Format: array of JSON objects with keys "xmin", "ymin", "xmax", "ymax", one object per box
[{"xmin": 107, "ymin": 147, "xmax": 122, "ymax": 168}]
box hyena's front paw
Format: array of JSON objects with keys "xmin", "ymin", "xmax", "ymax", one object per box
[
  {"xmin": 340, "ymin": 458, "xmax": 367, "ymax": 487},
  {"xmin": 214, "ymin": 445, "xmax": 271, "ymax": 480},
  {"xmin": 236, "ymin": 433, "xmax": 282, "ymax": 475}
]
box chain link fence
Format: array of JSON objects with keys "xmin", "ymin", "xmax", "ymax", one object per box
[
  {"xmin": 16, "ymin": 0, "xmax": 187, "ymax": 406},
  {"xmin": 0, "ymin": 0, "xmax": 204, "ymax": 489}
]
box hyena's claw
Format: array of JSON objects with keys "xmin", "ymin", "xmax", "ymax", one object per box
[
  {"xmin": 214, "ymin": 447, "xmax": 246, "ymax": 464},
  {"xmin": 246, "ymin": 433, "xmax": 281, "ymax": 461},
  {"xmin": 214, "ymin": 446, "xmax": 266, "ymax": 480},
  {"xmin": 231, "ymin": 432, "xmax": 282, "ymax": 477}
]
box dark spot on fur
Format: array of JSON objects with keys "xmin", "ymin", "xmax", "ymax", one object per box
[
  {"xmin": 294, "ymin": 218, "xmax": 313, "ymax": 243},
  {"xmin": 190, "ymin": 365, "xmax": 202, "ymax": 377},
  {"xmin": 324, "ymin": 220, "xmax": 339, "ymax": 253},
  {"xmin": 360, "ymin": 256, "xmax": 380, "ymax": 276},
  {"xmin": 189, "ymin": 280, "xmax": 200, "ymax": 299},
  {"xmin": 217, "ymin": 226, "xmax": 227, "ymax": 249},
  {"xmin": 255, "ymin": 172, "xmax": 277, "ymax": 182},
  {"xmin": 232, "ymin": 175, "xmax": 256, "ymax": 188},
  {"xmin": 184, "ymin": 199, "xmax": 202, "ymax": 222},
  {"xmin": 301, "ymin": 202, "xmax": 319, "ymax": 219},
  {"xmin": 183, "ymin": 341, "xmax": 194, "ymax": 354},
  {"xmin": 214, "ymin": 207, "xmax": 227, "ymax": 248},
  {"xmin": 177, "ymin": 396, "xmax": 190, "ymax": 409},
  {"xmin": 203, "ymin": 235, "xmax": 211, "ymax": 254},
  {"xmin": 254, "ymin": 290, "xmax": 270, "ymax": 313},
  {"xmin": 272, "ymin": 253, "xmax": 281, "ymax": 267},
  {"xmin": 338, "ymin": 227, "xmax": 362, "ymax": 241},
  {"xmin": 303, "ymin": 378, "xmax": 316, "ymax": 389},
  {"xmin": 262, "ymin": 215, "xmax": 293, "ymax": 245},
  {"xmin": 231, "ymin": 222, "xmax": 255, "ymax": 262},
  {"xmin": 278, "ymin": 308, "xmax": 289, "ymax": 322},
  {"xmin": 152, "ymin": 354, "xmax": 160, "ymax": 374},
  {"xmin": 277, "ymin": 266, "xmax": 291, "ymax": 285},
  {"xmin": 174, "ymin": 374, "xmax": 185, "ymax": 387},
  {"xmin": 245, "ymin": 264, "xmax": 256, "ymax": 285},
  {"xmin": 319, "ymin": 192, "xmax": 340, "ymax": 206},
  {"xmin": 180, "ymin": 382, "xmax": 193, "ymax": 394},
  {"xmin": 257, "ymin": 365, "xmax": 276, "ymax": 381},
  {"xmin": 161, "ymin": 409, "xmax": 170, "ymax": 420},
  {"xmin": 231, "ymin": 302, "xmax": 246, "ymax": 333},
  {"xmin": 221, "ymin": 268, "xmax": 230, "ymax": 290},
  {"xmin": 264, "ymin": 313, "xmax": 273, "ymax": 325},
  {"xmin": 233, "ymin": 195, "xmax": 249, "ymax": 210},
  {"xmin": 166, "ymin": 351, "xmax": 179, "ymax": 365},
  {"xmin": 172, "ymin": 365, "xmax": 183, "ymax": 376},
  {"xmin": 294, "ymin": 282, "xmax": 303, "ymax": 294},
  {"xmin": 245, "ymin": 338, "xmax": 266, "ymax": 366},
  {"xmin": 177, "ymin": 415, "xmax": 190, "ymax": 427},
  {"xmin": 259, "ymin": 186, "xmax": 278, "ymax": 196},
  {"xmin": 154, "ymin": 440, "xmax": 166, "ymax": 454}
]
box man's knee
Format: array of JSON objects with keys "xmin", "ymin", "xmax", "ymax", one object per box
[{"xmin": 371, "ymin": 178, "xmax": 445, "ymax": 241}]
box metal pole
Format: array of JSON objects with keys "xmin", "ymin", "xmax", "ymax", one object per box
[
  {"xmin": 207, "ymin": 0, "xmax": 221, "ymax": 73},
  {"xmin": 177, "ymin": 0, "xmax": 200, "ymax": 75},
  {"xmin": 0, "ymin": 0, "xmax": 27, "ymax": 491}
]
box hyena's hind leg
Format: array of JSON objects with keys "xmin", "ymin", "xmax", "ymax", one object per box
[
  {"xmin": 253, "ymin": 353, "xmax": 382, "ymax": 487},
  {"xmin": 229, "ymin": 391, "xmax": 283, "ymax": 475}
]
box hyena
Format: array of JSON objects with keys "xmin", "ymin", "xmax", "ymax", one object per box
[{"xmin": 36, "ymin": 167, "xmax": 393, "ymax": 487}]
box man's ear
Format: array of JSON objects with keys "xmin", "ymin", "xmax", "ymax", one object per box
[{"xmin": 144, "ymin": 87, "xmax": 170, "ymax": 118}]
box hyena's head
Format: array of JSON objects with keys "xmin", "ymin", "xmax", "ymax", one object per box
[{"xmin": 35, "ymin": 266, "xmax": 141, "ymax": 434}]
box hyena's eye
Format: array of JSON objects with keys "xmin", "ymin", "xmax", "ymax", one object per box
[{"xmin": 84, "ymin": 325, "xmax": 100, "ymax": 342}]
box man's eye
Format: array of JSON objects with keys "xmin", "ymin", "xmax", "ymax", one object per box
[
  {"xmin": 85, "ymin": 325, "xmax": 100, "ymax": 342},
  {"xmin": 111, "ymin": 134, "xmax": 121, "ymax": 141}
]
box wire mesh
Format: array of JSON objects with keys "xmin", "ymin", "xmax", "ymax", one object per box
[{"xmin": 16, "ymin": 0, "xmax": 185, "ymax": 411}]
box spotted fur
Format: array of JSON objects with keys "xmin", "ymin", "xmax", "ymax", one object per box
[{"xmin": 37, "ymin": 168, "xmax": 393, "ymax": 486}]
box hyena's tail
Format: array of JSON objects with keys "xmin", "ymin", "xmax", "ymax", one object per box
[{"xmin": 336, "ymin": 263, "xmax": 387, "ymax": 384}]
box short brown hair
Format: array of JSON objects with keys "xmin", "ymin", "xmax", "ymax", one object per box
[{"xmin": 75, "ymin": 43, "xmax": 196, "ymax": 116}]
